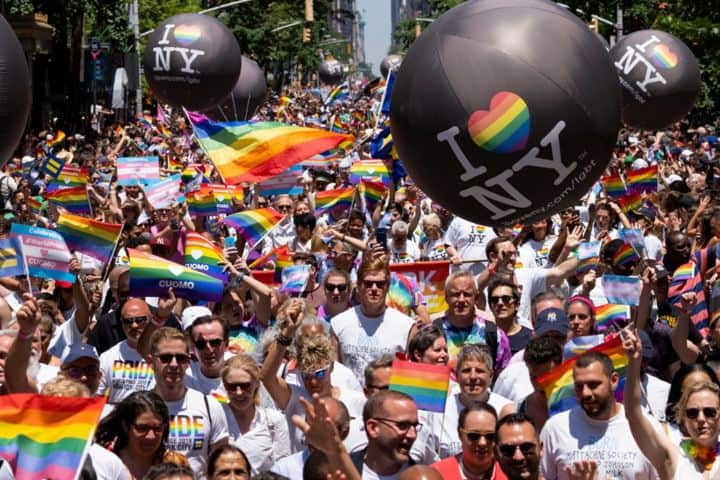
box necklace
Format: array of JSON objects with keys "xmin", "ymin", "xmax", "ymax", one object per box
[{"xmin": 680, "ymin": 439, "xmax": 720, "ymax": 471}]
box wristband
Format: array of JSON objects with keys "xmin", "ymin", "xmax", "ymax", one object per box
[
  {"xmin": 276, "ymin": 334, "xmax": 293, "ymax": 347},
  {"xmin": 18, "ymin": 329, "xmax": 33, "ymax": 341}
]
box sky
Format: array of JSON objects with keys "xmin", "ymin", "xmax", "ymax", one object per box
[{"xmin": 357, "ymin": 0, "xmax": 391, "ymax": 76}]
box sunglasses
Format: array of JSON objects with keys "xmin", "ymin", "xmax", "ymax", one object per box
[
  {"xmin": 63, "ymin": 366, "xmax": 100, "ymax": 379},
  {"xmin": 277, "ymin": 205, "xmax": 292, "ymax": 211},
  {"xmin": 363, "ymin": 280, "xmax": 387, "ymax": 289},
  {"xmin": 489, "ymin": 295, "xmax": 515, "ymax": 305},
  {"xmin": 194, "ymin": 338, "xmax": 224, "ymax": 350},
  {"xmin": 462, "ymin": 430, "xmax": 497, "ymax": 443},
  {"xmin": 156, "ymin": 353, "xmax": 191, "ymax": 365},
  {"xmin": 325, "ymin": 283, "xmax": 348, "ymax": 293},
  {"xmin": 498, "ymin": 442, "xmax": 538, "ymax": 457},
  {"xmin": 225, "ymin": 381, "xmax": 255, "ymax": 392},
  {"xmin": 301, "ymin": 367, "xmax": 330, "ymax": 381},
  {"xmin": 122, "ymin": 316, "xmax": 148, "ymax": 327},
  {"xmin": 132, "ymin": 423, "xmax": 164, "ymax": 435},
  {"xmin": 685, "ymin": 407, "xmax": 719, "ymax": 420}
]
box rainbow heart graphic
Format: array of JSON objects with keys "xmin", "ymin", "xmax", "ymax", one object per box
[
  {"xmin": 467, "ymin": 91, "xmax": 530, "ymax": 153},
  {"xmin": 173, "ymin": 24, "xmax": 202, "ymax": 46},
  {"xmin": 650, "ymin": 44, "xmax": 678, "ymax": 69}
]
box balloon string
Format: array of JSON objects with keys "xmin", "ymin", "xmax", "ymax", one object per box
[{"xmin": 243, "ymin": 95, "xmax": 251, "ymax": 121}]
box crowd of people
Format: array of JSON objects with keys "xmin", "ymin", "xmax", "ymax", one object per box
[{"xmin": 1, "ymin": 76, "xmax": 720, "ymax": 480}]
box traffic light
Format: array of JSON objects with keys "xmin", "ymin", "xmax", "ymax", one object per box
[
  {"xmin": 302, "ymin": 27, "xmax": 311, "ymax": 43},
  {"xmin": 305, "ymin": 0, "xmax": 314, "ymax": 22}
]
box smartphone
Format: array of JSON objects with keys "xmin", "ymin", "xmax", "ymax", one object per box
[
  {"xmin": 224, "ymin": 236, "xmax": 237, "ymax": 249},
  {"xmin": 375, "ymin": 227, "xmax": 388, "ymax": 251}
]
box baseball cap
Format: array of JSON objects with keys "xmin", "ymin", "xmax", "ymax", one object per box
[
  {"xmin": 61, "ymin": 343, "xmax": 99, "ymax": 365},
  {"xmin": 181, "ymin": 306, "xmax": 213, "ymax": 331},
  {"xmin": 635, "ymin": 207, "xmax": 656, "ymax": 222},
  {"xmin": 535, "ymin": 308, "xmax": 570, "ymax": 337}
]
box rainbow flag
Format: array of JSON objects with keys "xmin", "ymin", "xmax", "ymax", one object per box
[
  {"xmin": 618, "ymin": 192, "xmax": 643, "ymax": 214},
  {"xmin": 45, "ymin": 186, "xmax": 90, "ymax": 215},
  {"xmin": 57, "ymin": 165, "xmax": 89, "ymax": 187},
  {"xmin": 187, "ymin": 187, "xmax": 220, "ymax": 217},
  {"xmin": 56, "ymin": 211, "xmax": 122, "ymax": 266},
  {"xmin": 168, "ymin": 156, "xmax": 183, "ymax": 171},
  {"xmin": 594, "ymin": 304, "xmax": 630, "ymax": 332},
  {"xmin": 360, "ymin": 180, "xmax": 387, "ymax": 212},
  {"xmin": 248, "ymin": 245, "xmax": 292, "ymax": 270},
  {"xmin": 330, "ymin": 116, "xmax": 349, "ymax": 133},
  {"xmin": 673, "ymin": 262, "xmax": 695, "ymax": 282},
  {"xmin": 46, "ymin": 130, "xmax": 66, "ymax": 147},
  {"xmin": 158, "ymin": 124, "xmax": 171, "ymax": 138},
  {"xmin": 221, "ymin": 208, "xmax": 284, "ymax": 247},
  {"xmin": 325, "ymin": 82, "xmax": 349, "ymax": 106},
  {"xmin": 350, "ymin": 160, "xmax": 391, "ymax": 186},
  {"xmin": 27, "ymin": 197, "xmax": 45, "ymax": 215},
  {"xmin": 315, "ymin": 187, "xmax": 355, "ymax": 214},
  {"xmin": 387, "ymin": 272, "xmax": 419, "ymax": 316},
  {"xmin": 184, "ymin": 232, "xmax": 227, "ymax": 281},
  {"xmin": 187, "ymin": 112, "xmax": 353, "ymax": 184},
  {"xmin": 611, "ymin": 243, "xmax": 640, "ymax": 267},
  {"xmin": 0, "ymin": 393, "xmax": 106, "ymax": 480},
  {"xmin": 536, "ymin": 335, "xmax": 628, "ymax": 415},
  {"xmin": 601, "ymin": 174, "xmax": 626, "ymax": 198},
  {"xmin": 626, "ymin": 165, "xmax": 657, "ymax": 194},
  {"xmin": 128, "ymin": 248, "xmax": 224, "ymax": 302},
  {"xmin": 279, "ymin": 264, "xmax": 310, "ymax": 294},
  {"xmin": 389, "ymin": 358, "xmax": 450, "ymax": 413},
  {"xmin": 577, "ymin": 241, "xmax": 601, "ymax": 273}
]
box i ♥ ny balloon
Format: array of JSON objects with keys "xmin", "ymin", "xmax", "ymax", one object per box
[
  {"xmin": 390, "ymin": 0, "xmax": 620, "ymax": 226},
  {"xmin": 0, "ymin": 15, "xmax": 31, "ymax": 167},
  {"xmin": 319, "ymin": 59, "xmax": 344, "ymax": 85},
  {"xmin": 610, "ymin": 30, "xmax": 701, "ymax": 129},
  {"xmin": 143, "ymin": 13, "xmax": 242, "ymax": 110}
]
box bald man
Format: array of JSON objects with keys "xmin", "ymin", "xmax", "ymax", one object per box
[
  {"xmin": 97, "ymin": 298, "xmax": 155, "ymax": 403},
  {"xmin": 398, "ymin": 466, "xmax": 443, "ymax": 480}
]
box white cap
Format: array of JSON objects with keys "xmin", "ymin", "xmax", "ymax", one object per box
[
  {"xmin": 61, "ymin": 343, "xmax": 99, "ymax": 365},
  {"xmin": 631, "ymin": 158, "xmax": 649, "ymax": 170},
  {"xmin": 667, "ymin": 174, "xmax": 683, "ymax": 184},
  {"xmin": 181, "ymin": 306, "xmax": 213, "ymax": 331}
]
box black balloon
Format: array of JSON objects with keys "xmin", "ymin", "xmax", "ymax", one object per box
[
  {"xmin": 610, "ymin": 29, "xmax": 700, "ymax": 129},
  {"xmin": 380, "ymin": 54, "xmax": 403, "ymax": 78},
  {"xmin": 594, "ymin": 31, "xmax": 610, "ymax": 51},
  {"xmin": 390, "ymin": 0, "xmax": 620, "ymax": 227},
  {"xmin": 318, "ymin": 59, "xmax": 343, "ymax": 85},
  {"xmin": 143, "ymin": 13, "xmax": 242, "ymax": 110},
  {"xmin": 201, "ymin": 56, "xmax": 266, "ymax": 121},
  {"xmin": 0, "ymin": 15, "xmax": 30, "ymax": 167}
]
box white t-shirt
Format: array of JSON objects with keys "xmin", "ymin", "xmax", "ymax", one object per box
[
  {"xmin": 493, "ymin": 360, "xmax": 534, "ymax": 403},
  {"xmin": 388, "ymin": 239, "xmax": 420, "ymax": 264},
  {"xmin": 88, "ymin": 443, "xmax": 131, "ymax": 480},
  {"xmin": 444, "ymin": 217, "xmax": 496, "ymax": 274},
  {"xmin": 540, "ymin": 405, "xmax": 658, "ymax": 480},
  {"xmin": 98, "ymin": 340, "xmax": 155, "ymax": 404},
  {"xmin": 271, "ymin": 450, "xmax": 309, "ymax": 480},
  {"xmin": 330, "ymin": 306, "xmax": 414, "ymax": 383},
  {"xmin": 518, "ymin": 236, "xmax": 557, "ymax": 269},
  {"xmin": 164, "ymin": 388, "xmax": 229, "ymax": 480},
  {"xmin": 35, "ymin": 363, "xmax": 59, "ymax": 391},
  {"xmin": 644, "ymin": 234, "xmax": 664, "ymax": 262},
  {"xmin": 419, "ymin": 236, "xmax": 451, "ymax": 261},
  {"xmin": 184, "ymin": 360, "xmax": 228, "ymax": 403},
  {"xmin": 643, "ymin": 374, "xmax": 670, "ymax": 422},
  {"xmin": 515, "ymin": 267, "xmax": 553, "ymax": 329},
  {"xmin": 264, "ymin": 220, "xmax": 296, "ymax": 253},
  {"xmin": 361, "ymin": 462, "xmax": 410, "ymax": 479},
  {"xmin": 223, "ymin": 405, "xmax": 291, "ymax": 474},
  {"xmin": 47, "ymin": 312, "xmax": 84, "ymax": 359}
]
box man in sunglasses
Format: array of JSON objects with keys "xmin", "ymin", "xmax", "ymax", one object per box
[
  {"xmin": 495, "ymin": 413, "xmax": 543, "ymax": 480},
  {"xmin": 318, "ymin": 269, "xmax": 352, "ymax": 322},
  {"xmin": 183, "ymin": 308, "xmax": 230, "ymax": 401},
  {"xmin": 97, "ymin": 298, "xmax": 155, "ymax": 404},
  {"xmin": 488, "ymin": 278, "xmax": 533, "ymax": 355},
  {"xmin": 330, "ymin": 258, "xmax": 416, "ymax": 382},
  {"xmin": 149, "ymin": 327, "xmax": 228, "ymax": 480},
  {"xmin": 539, "ymin": 351, "xmax": 655, "ymax": 480}
]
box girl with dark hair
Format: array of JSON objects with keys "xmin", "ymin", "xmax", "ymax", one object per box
[
  {"xmin": 96, "ymin": 391, "xmax": 170, "ymax": 479},
  {"xmin": 207, "ymin": 444, "xmax": 251, "ymax": 480}
]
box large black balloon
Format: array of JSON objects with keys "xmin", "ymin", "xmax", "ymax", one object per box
[
  {"xmin": 380, "ymin": 54, "xmax": 403, "ymax": 78},
  {"xmin": 143, "ymin": 13, "xmax": 242, "ymax": 110},
  {"xmin": 318, "ymin": 59, "xmax": 343, "ymax": 85},
  {"xmin": 390, "ymin": 0, "xmax": 621, "ymax": 227},
  {"xmin": 0, "ymin": 15, "xmax": 30, "ymax": 167},
  {"xmin": 201, "ymin": 56, "xmax": 266, "ymax": 121},
  {"xmin": 610, "ymin": 30, "xmax": 700, "ymax": 129}
]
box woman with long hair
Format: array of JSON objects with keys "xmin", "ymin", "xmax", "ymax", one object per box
[{"xmin": 207, "ymin": 444, "xmax": 252, "ymax": 480}]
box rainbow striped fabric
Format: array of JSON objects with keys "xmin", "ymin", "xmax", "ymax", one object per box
[
  {"xmin": 56, "ymin": 211, "xmax": 122, "ymax": 266},
  {"xmin": 350, "ymin": 160, "xmax": 391, "ymax": 186},
  {"xmin": 45, "ymin": 186, "xmax": 90, "ymax": 215},
  {"xmin": 184, "ymin": 232, "xmax": 227, "ymax": 281},
  {"xmin": 389, "ymin": 358, "xmax": 450, "ymax": 413},
  {"xmin": 0, "ymin": 393, "xmax": 106, "ymax": 480},
  {"xmin": 315, "ymin": 187, "xmax": 355, "ymax": 214},
  {"xmin": 187, "ymin": 112, "xmax": 353, "ymax": 184},
  {"xmin": 221, "ymin": 208, "xmax": 284, "ymax": 247},
  {"xmin": 28, "ymin": 197, "xmax": 45, "ymax": 215},
  {"xmin": 325, "ymin": 82, "xmax": 349, "ymax": 106},
  {"xmin": 536, "ymin": 335, "xmax": 628, "ymax": 415},
  {"xmin": 387, "ymin": 272, "xmax": 419, "ymax": 316},
  {"xmin": 128, "ymin": 248, "xmax": 224, "ymax": 302},
  {"xmin": 601, "ymin": 174, "xmax": 626, "ymax": 198},
  {"xmin": 618, "ymin": 192, "xmax": 643, "ymax": 214},
  {"xmin": 57, "ymin": 165, "xmax": 89, "ymax": 188},
  {"xmin": 611, "ymin": 243, "xmax": 640, "ymax": 267},
  {"xmin": 673, "ymin": 262, "xmax": 695, "ymax": 282},
  {"xmin": 248, "ymin": 245, "xmax": 292, "ymax": 270},
  {"xmin": 576, "ymin": 241, "xmax": 601, "ymax": 273},
  {"xmin": 187, "ymin": 186, "xmax": 220, "ymax": 217},
  {"xmin": 594, "ymin": 304, "xmax": 630, "ymax": 332},
  {"xmin": 360, "ymin": 180, "xmax": 387, "ymax": 212},
  {"xmin": 47, "ymin": 130, "xmax": 66, "ymax": 147},
  {"xmin": 626, "ymin": 165, "xmax": 658, "ymax": 194}
]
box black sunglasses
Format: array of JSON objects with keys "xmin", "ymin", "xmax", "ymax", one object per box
[
  {"xmin": 194, "ymin": 338, "xmax": 224, "ymax": 350},
  {"xmin": 498, "ymin": 442, "xmax": 537, "ymax": 457},
  {"xmin": 225, "ymin": 381, "xmax": 254, "ymax": 392},
  {"xmin": 462, "ymin": 430, "xmax": 496, "ymax": 443},
  {"xmin": 325, "ymin": 283, "xmax": 348, "ymax": 293},
  {"xmin": 122, "ymin": 316, "xmax": 148, "ymax": 326},
  {"xmin": 685, "ymin": 407, "xmax": 719, "ymax": 420},
  {"xmin": 489, "ymin": 295, "xmax": 515, "ymax": 305},
  {"xmin": 156, "ymin": 353, "xmax": 191, "ymax": 364}
]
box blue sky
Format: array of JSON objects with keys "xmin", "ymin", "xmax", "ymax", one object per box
[{"xmin": 357, "ymin": 0, "xmax": 391, "ymax": 76}]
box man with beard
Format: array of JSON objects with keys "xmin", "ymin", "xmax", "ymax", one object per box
[
  {"xmin": 539, "ymin": 351, "xmax": 656, "ymax": 480},
  {"xmin": 495, "ymin": 413, "xmax": 543, "ymax": 480}
]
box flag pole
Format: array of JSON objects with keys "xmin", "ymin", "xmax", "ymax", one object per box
[{"xmin": 101, "ymin": 222, "xmax": 126, "ymax": 284}]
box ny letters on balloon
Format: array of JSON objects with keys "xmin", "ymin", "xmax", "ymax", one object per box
[
  {"xmin": 614, "ymin": 35, "xmax": 672, "ymax": 104},
  {"xmin": 153, "ymin": 23, "xmax": 206, "ymax": 81}
]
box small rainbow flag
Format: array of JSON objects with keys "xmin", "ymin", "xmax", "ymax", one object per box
[
  {"xmin": 221, "ymin": 208, "xmax": 284, "ymax": 247},
  {"xmin": 594, "ymin": 304, "xmax": 630, "ymax": 332},
  {"xmin": 128, "ymin": 248, "xmax": 224, "ymax": 302},
  {"xmin": 315, "ymin": 187, "xmax": 355, "ymax": 214},
  {"xmin": 187, "ymin": 187, "xmax": 220, "ymax": 217},
  {"xmin": 187, "ymin": 112, "xmax": 353, "ymax": 184},
  {"xmin": 618, "ymin": 192, "xmax": 643, "ymax": 214},
  {"xmin": 673, "ymin": 262, "xmax": 695, "ymax": 282},
  {"xmin": 611, "ymin": 243, "xmax": 640, "ymax": 267},
  {"xmin": 46, "ymin": 130, "xmax": 66, "ymax": 147},
  {"xmin": 248, "ymin": 245, "xmax": 292, "ymax": 270},
  {"xmin": 0, "ymin": 393, "xmax": 106, "ymax": 480},
  {"xmin": 387, "ymin": 272, "xmax": 418, "ymax": 316},
  {"xmin": 601, "ymin": 174, "xmax": 626, "ymax": 198},
  {"xmin": 389, "ymin": 358, "xmax": 450, "ymax": 413},
  {"xmin": 577, "ymin": 241, "xmax": 601, "ymax": 273},
  {"xmin": 626, "ymin": 165, "xmax": 657, "ymax": 194},
  {"xmin": 350, "ymin": 160, "xmax": 391, "ymax": 186},
  {"xmin": 27, "ymin": 197, "xmax": 45, "ymax": 215},
  {"xmin": 57, "ymin": 165, "xmax": 89, "ymax": 187},
  {"xmin": 184, "ymin": 232, "xmax": 227, "ymax": 281},
  {"xmin": 45, "ymin": 186, "xmax": 90, "ymax": 215},
  {"xmin": 279, "ymin": 264, "xmax": 310, "ymax": 294},
  {"xmin": 536, "ymin": 335, "xmax": 628, "ymax": 415},
  {"xmin": 330, "ymin": 116, "xmax": 349, "ymax": 133},
  {"xmin": 56, "ymin": 211, "xmax": 122, "ymax": 266},
  {"xmin": 325, "ymin": 82, "xmax": 349, "ymax": 106},
  {"xmin": 360, "ymin": 180, "xmax": 387, "ymax": 212},
  {"xmin": 168, "ymin": 156, "xmax": 183, "ymax": 172}
]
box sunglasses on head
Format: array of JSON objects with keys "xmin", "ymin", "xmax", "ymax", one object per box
[
  {"xmin": 325, "ymin": 283, "xmax": 348, "ymax": 293},
  {"xmin": 489, "ymin": 295, "xmax": 515, "ymax": 305},
  {"xmin": 194, "ymin": 338, "xmax": 224, "ymax": 350},
  {"xmin": 301, "ymin": 367, "xmax": 329, "ymax": 381},
  {"xmin": 121, "ymin": 316, "xmax": 148, "ymax": 326},
  {"xmin": 498, "ymin": 442, "xmax": 537, "ymax": 457},
  {"xmin": 462, "ymin": 430, "xmax": 496, "ymax": 443},
  {"xmin": 156, "ymin": 353, "xmax": 191, "ymax": 365},
  {"xmin": 685, "ymin": 407, "xmax": 719, "ymax": 420}
]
